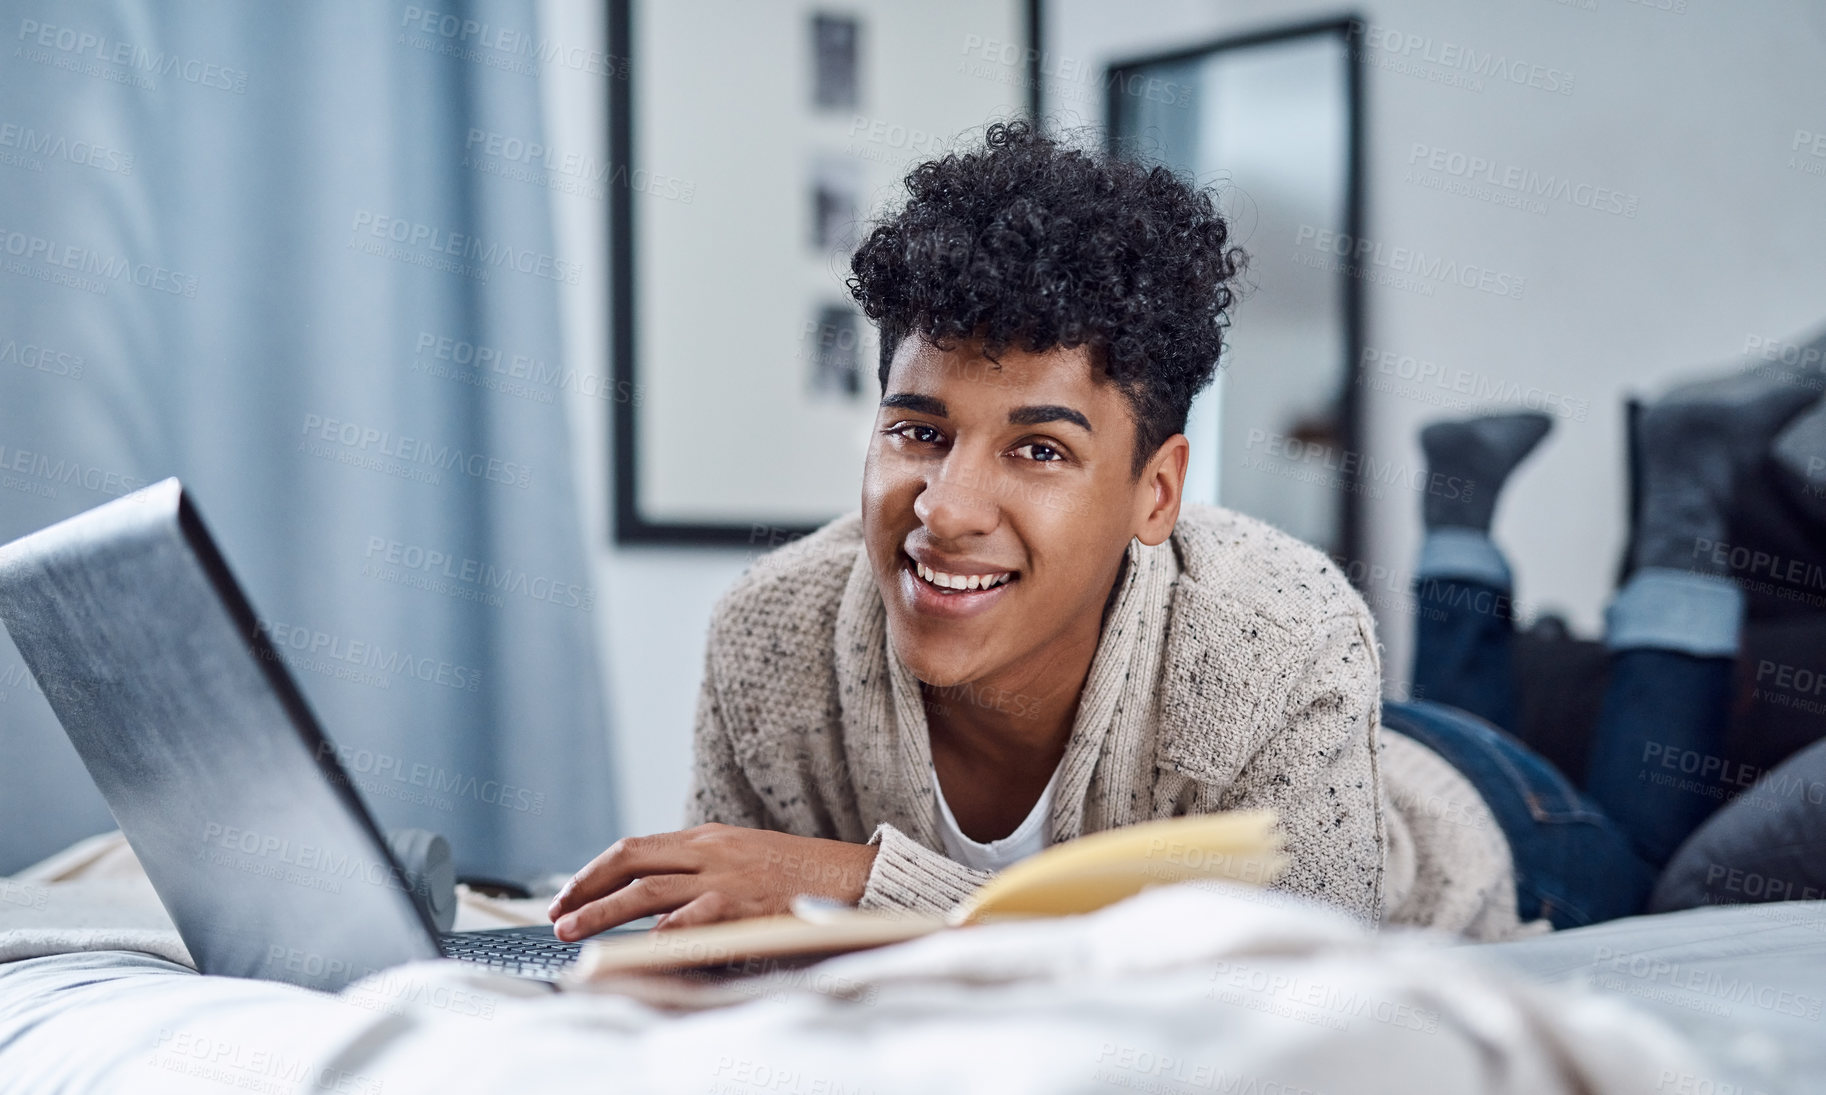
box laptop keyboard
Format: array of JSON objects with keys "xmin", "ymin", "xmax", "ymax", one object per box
[{"xmin": 439, "ymin": 926, "xmax": 584, "ymax": 980}]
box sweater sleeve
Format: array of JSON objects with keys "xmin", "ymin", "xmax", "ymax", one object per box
[
  {"xmin": 858, "ymin": 823, "xmax": 993, "ymax": 913},
  {"xmin": 1204, "ymin": 609, "xmax": 1385, "ymax": 924},
  {"xmin": 682, "ymin": 667, "xmax": 773, "ymax": 829}
]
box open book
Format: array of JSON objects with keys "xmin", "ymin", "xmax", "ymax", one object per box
[{"xmin": 569, "ymin": 810, "xmax": 1285, "ymax": 981}]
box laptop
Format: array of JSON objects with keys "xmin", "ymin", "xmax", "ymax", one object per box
[{"xmin": 0, "ymin": 479, "xmax": 631, "ymax": 990}]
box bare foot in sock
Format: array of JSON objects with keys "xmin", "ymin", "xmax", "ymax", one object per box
[
  {"xmin": 1420, "ymin": 412, "xmax": 1554, "ymax": 531},
  {"xmin": 1633, "ymin": 374, "xmax": 1821, "ymax": 573}
]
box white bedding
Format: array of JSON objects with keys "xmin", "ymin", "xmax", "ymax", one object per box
[{"xmin": 0, "ymin": 838, "xmax": 1720, "ymax": 1095}]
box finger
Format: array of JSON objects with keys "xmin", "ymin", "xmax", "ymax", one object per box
[
  {"xmin": 653, "ymin": 890, "xmax": 739, "ymax": 931},
  {"xmin": 555, "ymin": 873, "xmax": 700, "ymax": 941},
  {"xmin": 549, "ymin": 832, "xmax": 700, "ymax": 919}
]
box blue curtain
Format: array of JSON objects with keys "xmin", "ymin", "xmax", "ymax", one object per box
[{"xmin": 0, "ymin": 0, "xmax": 618, "ymax": 878}]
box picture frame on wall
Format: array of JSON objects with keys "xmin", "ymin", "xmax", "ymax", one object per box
[{"xmin": 609, "ymin": 0, "xmax": 1040, "ymax": 544}]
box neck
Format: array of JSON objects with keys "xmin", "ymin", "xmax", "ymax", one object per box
[
  {"xmin": 922, "ymin": 555, "xmax": 1126, "ymax": 773},
  {"xmin": 922, "ymin": 640, "xmax": 1092, "ymax": 773}
]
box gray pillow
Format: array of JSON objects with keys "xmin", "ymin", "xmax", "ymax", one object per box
[{"xmin": 1650, "ymin": 737, "xmax": 1826, "ymax": 911}]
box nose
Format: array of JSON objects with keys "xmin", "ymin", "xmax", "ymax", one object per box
[{"xmin": 914, "ymin": 460, "xmax": 999, "ymax": 541}]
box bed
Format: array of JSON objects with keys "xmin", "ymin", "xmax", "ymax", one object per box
[{"xmin": 1, "ymin": 834, "xmax": 1819, "ymax": 1095}]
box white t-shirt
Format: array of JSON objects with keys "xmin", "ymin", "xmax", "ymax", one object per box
[{"xmin": 930, "ymin": 761, "xmax": 1063, "ymax": 873}]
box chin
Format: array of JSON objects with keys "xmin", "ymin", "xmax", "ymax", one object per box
[{"xmin": 883, "ymin": 617, "xmax": 988, "ymax": 689}]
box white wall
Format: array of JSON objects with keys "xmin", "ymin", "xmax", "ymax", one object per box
[
  {"xmin": 541, "ymin": 0, "xmax": 752, "ymax": 842},
  {"xmin": 542, "ymin": 0, "xmax": 1826, "ymax": 838},
  {"xmin": 1044, "ymin": 0, "xmax": 1826, "ymax": 686}
]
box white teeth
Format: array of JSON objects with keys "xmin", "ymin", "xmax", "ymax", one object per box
[{"xmin": 912, "ymin": 560, "xmax": 1012, "ymax": 591}]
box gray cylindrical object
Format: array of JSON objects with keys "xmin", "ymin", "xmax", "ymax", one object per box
[{"xmin": 386, "ymin": 828, "xmax": 457, "ymax": 932}]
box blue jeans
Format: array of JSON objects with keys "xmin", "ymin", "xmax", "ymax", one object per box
[
  {"xmin": 1411, "ymin": 575, "xmax": 1737, "ymax": 869},
  {"xmin": 1382, "ymin": 700, "xmax": 1656, "ymax": 929}
]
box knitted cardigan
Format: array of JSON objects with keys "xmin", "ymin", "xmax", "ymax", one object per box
[{"xmin": 685, "ymin": 505, "xmax": 1531, "ymax": 940}]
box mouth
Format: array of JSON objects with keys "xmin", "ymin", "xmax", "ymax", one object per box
[{"xmin": 901, "ymin": 551, "xmax": 1018, "ymax": 617}]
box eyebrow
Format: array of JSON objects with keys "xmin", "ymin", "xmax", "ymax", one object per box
[
  {"xmin": 879, "ymin": 394, "xmax": 1093, "ymax": 433},
  {"xmin": 1007, "ymin": 404, "xmax": 1092, "ymax": 433},
  {"xmin": 880, "ymin": 393, "xmax": 947, "ymax": 416}
]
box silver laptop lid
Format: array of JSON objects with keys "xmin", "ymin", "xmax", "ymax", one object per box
[{"xmin": 0, "ymin": 479, "xmax": 441, "ymax": 990}]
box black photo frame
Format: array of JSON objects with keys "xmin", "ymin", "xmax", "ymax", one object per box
[{"xmin": 608, "ymin": 0, "xmax": 1044, "ymax": 545}]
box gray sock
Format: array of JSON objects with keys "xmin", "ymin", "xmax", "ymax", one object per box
[
  {"xmin": 1632, "ymin": 374, "xmax": 1820, "ymax": 573},
  {"xmin": 1420, "ymin": 412, "xmax": 1553, "ymax": 531}
]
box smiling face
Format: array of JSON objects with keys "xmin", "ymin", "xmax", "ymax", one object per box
[{"xmin": 861, "ymin": 336, "xmax": 1188, "ymax": 691}]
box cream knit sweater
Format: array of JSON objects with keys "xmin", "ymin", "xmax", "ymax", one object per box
[{"xmin": 685, "ymin": 505, "xmax": 1535, "ymax": 941}]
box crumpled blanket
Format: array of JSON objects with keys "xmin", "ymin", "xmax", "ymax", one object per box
[{"xmin": 1, "ymin": 835, "xmax": 1704, "ymax": 1095}]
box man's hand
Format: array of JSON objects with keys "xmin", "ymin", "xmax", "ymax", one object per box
[{"xmin": 547, "ymin": 823, "xmax": 879, "ymax": 941}]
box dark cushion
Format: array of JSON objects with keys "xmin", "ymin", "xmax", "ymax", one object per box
[{"xmin": 1649, "ymin": 736, "xmax": 1826, "ymax": 912}]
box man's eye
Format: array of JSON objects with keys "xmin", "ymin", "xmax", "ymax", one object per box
[
  {"xmin": 892, "ymin": 424, "xmax": 943, "ymax": 445},
  {"xmin": 1014, "ymin": 443, "xmax": 1063, "ymax": 463}
]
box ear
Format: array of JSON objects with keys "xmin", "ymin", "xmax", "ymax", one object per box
[{"xmin": 1133, "ymin": 434, "xmax": 1189, "ymax": 547}]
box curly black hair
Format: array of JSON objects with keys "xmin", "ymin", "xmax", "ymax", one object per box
[{"xmin": 847, "ymin": 120, "xmax": 1244, "ymax": 474}]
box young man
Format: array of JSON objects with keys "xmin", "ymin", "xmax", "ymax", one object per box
[{"xmin": 549, "ymin": 122, "xmax": 1525, "ymax": 942}]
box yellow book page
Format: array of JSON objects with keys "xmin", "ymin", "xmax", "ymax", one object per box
[{"xmin": 569, "ymin": 810, "xmax": 1284, "ymax": 979}]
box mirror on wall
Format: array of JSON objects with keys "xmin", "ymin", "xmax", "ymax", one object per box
[{"xmin": 1109, "ymin": 20, "xmax": 1362, "ymax": 560}]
